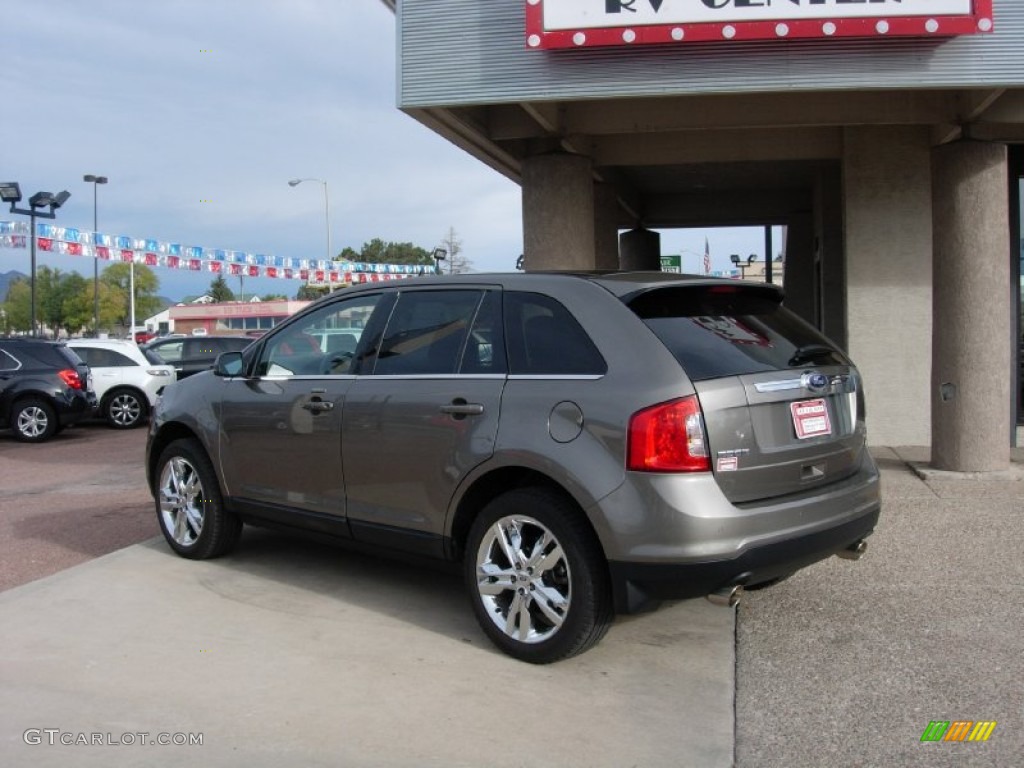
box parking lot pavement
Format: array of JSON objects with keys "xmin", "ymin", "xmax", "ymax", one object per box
[
  {"xmin": 1, "ymin": 528, "xmax": 735, "ymax": 767},
  {"xmin": 0, "ymin": 425, "xmax": 154, "ymax": 591},
  {"xmin": 736, "ymin": 446, "xmax": 1024, "ymax": 768}
]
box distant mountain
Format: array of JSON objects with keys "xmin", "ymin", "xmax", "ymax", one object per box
[{"xmin": 1, "ymin": 270, "xmax": 29, "ymax": 300}]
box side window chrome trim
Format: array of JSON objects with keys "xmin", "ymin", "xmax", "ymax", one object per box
[
  {"xmin": 508, "ymin": 374, "xmax": 604, "ymax": 381},
  {"xmin": 360, "ymin": 373, "xmax": 507, "ymax": 381}
]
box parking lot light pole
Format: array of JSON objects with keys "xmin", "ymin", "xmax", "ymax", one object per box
[
  {"xmin": 2, "ymin": 182, "xmax": 71, "ymax": 337},
  {"xmin": 83, "ymin": 174, "xmax": 108, "ymax": 334},
  {"xmin": 288, "ymin": 178, "xmax": 331, "ymax": 263}
]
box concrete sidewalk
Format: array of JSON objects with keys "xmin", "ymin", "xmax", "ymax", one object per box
[
  {"xmin": 2, "ymin": 446, "xmax": 1021, "ymax": 767},
  {"xmin": 0, "ymin": 530, "xmax": 734, "ymax": 768},
  {"xmin": 737, "ymin": 446, "xmax": 1024, "ymax": 767}
]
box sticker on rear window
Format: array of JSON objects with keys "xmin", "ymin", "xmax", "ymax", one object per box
[{"xmin": 790, "ymin": 398, "xmax": 832, "ymax": 439}]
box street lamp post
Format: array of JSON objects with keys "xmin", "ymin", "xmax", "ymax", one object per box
[
  {"xmin": 1, "ymin": 182, "xmax": 71, "ymax": 336},
  {"xmin": 83, "ymin": 174, "xmax": 108, "ymax": 334},
  {"xmin": 288, "ymin": 178, "xmax": 331, "ymax": 263}
]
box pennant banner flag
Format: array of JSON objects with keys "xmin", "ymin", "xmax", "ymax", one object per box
[{"xmin": 0, "ymin": 221, "xmax": 429, "ymax": 282}]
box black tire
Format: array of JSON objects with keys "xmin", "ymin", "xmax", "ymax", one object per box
[
  {"xmin": 11, "ymin": 398, "xmax": 58, "ymax": 443},
  {"xmin": 103, "ymin": 387, "xmax": 148, "ymax": 429},
  {"xmin": 464, "ymin": 487, "xmax": 613, "ymax": 664},
  {"xmin": 154, "ymin": 438, "xmax": 242, "ymax": 559}
]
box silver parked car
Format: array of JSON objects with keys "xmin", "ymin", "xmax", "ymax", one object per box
[{"xmin": 146, "ymin": 272, "xmax": 880, "ymax": 663}]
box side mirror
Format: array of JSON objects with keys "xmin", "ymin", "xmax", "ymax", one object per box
[{"xmin": 214, "ymin": 351, "xmax": 245, "ymax": 377}]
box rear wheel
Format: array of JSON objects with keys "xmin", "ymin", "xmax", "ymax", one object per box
[
  {"xmin": 104, "ymin": 388, "xmax": 148, "ymax": 429},
  {"xmin": 12, "ymin": 398, "xmax": 58, "ymax": 442},
  {"xmin": 155, "ymin": 438, "xmax": 242, "ymax": 559},
  {"xmin": 465, "ymin": 488, "xmax": 613, "ymax": 663}
]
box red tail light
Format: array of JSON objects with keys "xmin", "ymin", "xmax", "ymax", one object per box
[
  {"xmin": 57, "ymin": 368, "xmax": 83, "ymax": 390},
  {"xmin": 628, "ymin": 395, "xmax": 710, "ymax": 473}
]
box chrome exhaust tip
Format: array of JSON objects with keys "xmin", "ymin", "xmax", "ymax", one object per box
[
  {"xmin": 836, "ymin": 539, "xmax": 868, "ymax": 561},
  {"xmin": 707, "ymin": 584, "xmax": 743, "ymax": 608}
]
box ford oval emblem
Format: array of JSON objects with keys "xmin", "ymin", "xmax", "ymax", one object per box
[{"xmin": 802, "ymin": 372, "xmax": 830, "ymax": 395}]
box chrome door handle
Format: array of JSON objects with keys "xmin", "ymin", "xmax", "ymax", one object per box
[
  {"xmin": 302, "ymin": 399, "xmax": 334, "ymax": 414},
  {"xmin": 440, "ymin": 400, "xmax": 484, "ymax": 417}
]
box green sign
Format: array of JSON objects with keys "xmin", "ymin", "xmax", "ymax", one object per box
[{"xmin": 660, "ymin": 255, "xmax": 681, "ymax": 273}]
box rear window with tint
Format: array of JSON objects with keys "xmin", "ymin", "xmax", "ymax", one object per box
[{"xmin": 627, "ymin": 286, "xmax": 848, "ymax": 381}]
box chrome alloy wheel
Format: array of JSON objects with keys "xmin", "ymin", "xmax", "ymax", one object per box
[
  {"xmin": 16, "ymin": 405, "xmax": 49, "ymax": 438},
  {"xmin": 158, "ymin": 456, "xmax": 206, "ymax": 547},
  {"xmin": 109, "ymin": 392, "xmax": 143, "ymax": 427},
  {"xmin": 475, "ymin": 515, "xmax": 571, "ymax": 644}
]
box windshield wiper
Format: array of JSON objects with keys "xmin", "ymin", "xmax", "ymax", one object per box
[{"xmin": 788, "ymin": 344, "xmax": 837, "ymax": 367}]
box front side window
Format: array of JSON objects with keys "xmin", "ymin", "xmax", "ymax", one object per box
[
  {"xmin": 373, "ymin": 290, "xmax": 483, "ymax": 376},
  {"xmin": 257, "ymin": 294, "xmax": 382, "ymax": 377}
]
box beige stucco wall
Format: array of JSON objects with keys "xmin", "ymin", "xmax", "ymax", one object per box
[{"xmin": 843, "ymin": 126, "xmax": 933, "ymax": 446}]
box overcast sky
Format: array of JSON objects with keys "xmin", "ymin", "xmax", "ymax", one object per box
[{"xmin": 2, "ymin": 0, "xmax": 774, "ymax": 301}]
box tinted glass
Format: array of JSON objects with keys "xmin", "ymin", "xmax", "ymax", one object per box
[
  {"xmin": 150, "ymin": 341, "xmax": 184, "ymax": 363},
  {"xmin": 258, "ymin": 294, "xmax": 382, "ymax": 376},
  {"xmin": 504, "ymin": 292, "xmax": 606, "ymax": 375},
  {"xmin": 373, "ymin": 290, "xmax": 482, "ymax": 376},
  {"xmin": 0, "ymin": 349, "xmax": 19, "ymax": 371},
  {"xmin": 460, "ymin": 291, "xmax": 506, "ymax": 375},
  {"xmin": 74, "ymin": 347, "xmax": 136, "ymax": 367},
  {"xmin": 627, "ymin": 285, "xmax": 849, "ymax": 381}
]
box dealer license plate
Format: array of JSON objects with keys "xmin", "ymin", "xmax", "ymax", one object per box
[{"xmin": 790, "ymin": 398, "xmax": 832, "ymax": 440}]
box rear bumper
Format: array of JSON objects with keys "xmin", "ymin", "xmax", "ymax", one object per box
[
  {"xmin": 56, "ymin": 391, "xmax": 97, "ymax": 426},
  {"xmin": 608, "ymin": 503, "xmax": 879, "ymax": 613}
]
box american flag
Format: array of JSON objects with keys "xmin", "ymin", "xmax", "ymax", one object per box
[{"xmin": 703, "ymin": 237, "xmax": 711, "ymax": 274}]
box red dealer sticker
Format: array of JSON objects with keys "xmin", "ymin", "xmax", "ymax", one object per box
[
  {"xmin": 791, "ymin": 398, "xmax": 832, "ymax": 440},
  {"xmin": 525, "ymin": 0, "xmax": 994, "ymax": 50}
]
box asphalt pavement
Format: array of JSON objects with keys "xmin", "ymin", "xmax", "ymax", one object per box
[{"xmin": 1, "ymin": 435, "xmax": 1021, "ymax": 767}]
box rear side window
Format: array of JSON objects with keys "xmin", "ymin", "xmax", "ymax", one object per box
[
  {"xmin": 74, "ymin": 347, "xmax": 136, "ymax": 367},
  {"xmin": 0, "ymin": 349, "xmax": 20, "ymax": 371},
  {"xmin": 627, "ymin": 286, "xmax": 849, "ymax": 381},
  {"xmin": 504, "ymin": 292, "xmax": 606, "ymax": 376}
]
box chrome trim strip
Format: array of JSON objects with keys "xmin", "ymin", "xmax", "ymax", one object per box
[{"xmin": 754, "ymin": 379, "xmax": 803, "ymax": 393}]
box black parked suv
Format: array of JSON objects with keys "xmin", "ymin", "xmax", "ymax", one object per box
[{"xmin": 0, "ymin": 338, "xmax": 96, "ymax": 442}]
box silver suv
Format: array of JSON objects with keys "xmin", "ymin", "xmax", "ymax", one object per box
[{"xmin": 146, "ymin": 272, "xmax": 880, "ymax": 663}]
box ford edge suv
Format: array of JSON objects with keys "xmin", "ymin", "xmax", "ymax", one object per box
[{"xmin": 146, "ymin": 272, "xmax": 880, "ymax": 663}]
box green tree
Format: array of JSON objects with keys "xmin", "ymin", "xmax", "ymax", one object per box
[
  {"xmin": 209, "ymin": 274, "xmax": 235, "ymax": 302},
  {"xmin": 2, "ymin": 278, "xmax": 32, "ymax": 332},
  {"xmin": 56, "ymin": 272, "xmax": 91, "ymax": 336},
  {"xmin": 260, "ymin": 293, "xmax": 288, "ymax": 301},
  {"xmin": 336, "ymin": 239, "xmax": 433, "ymax": 267},
  {"xmin": 296, "ymin": 284, "xmax": 330, "ymax": 301},
  {"xmin": 100, "ymin": 262, "xmax": 162, "ymax": 327}
]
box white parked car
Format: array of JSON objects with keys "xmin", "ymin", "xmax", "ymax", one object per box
[{"xmin": 67, "ymin": 338, "xmax": 176, "ymax": 429}]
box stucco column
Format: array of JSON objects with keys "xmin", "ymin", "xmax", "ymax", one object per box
[
  {"xmin": 931, "ymin": 141, "xmax": 1011, "ymax": 471},
  {"xmin": 593, "ymin": 182, "xmax": 621, "ymax": 270},
  {"xmin": 844, "ymin": 126, "xmax": 933, "ymax": 447},
  {"xmin": 619, "ymin": 227, "xmax": 661, "ymax": 270},
  {"xmin": 521, "ymin": 153, "xmax": 595, "ymax": 271}
]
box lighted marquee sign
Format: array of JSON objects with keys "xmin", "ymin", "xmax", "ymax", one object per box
[{"xmin": 525, "ymin": 0, "xmax": 994, "ymax": 49}]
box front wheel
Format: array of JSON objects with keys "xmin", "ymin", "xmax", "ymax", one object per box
[
  {"xmin": 155, "ymin": 438, "xmax": 242, "ymax": 559},
  {"xmin": 464, "ymin": 488, "xmax": 613, "ymax": 664}
]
